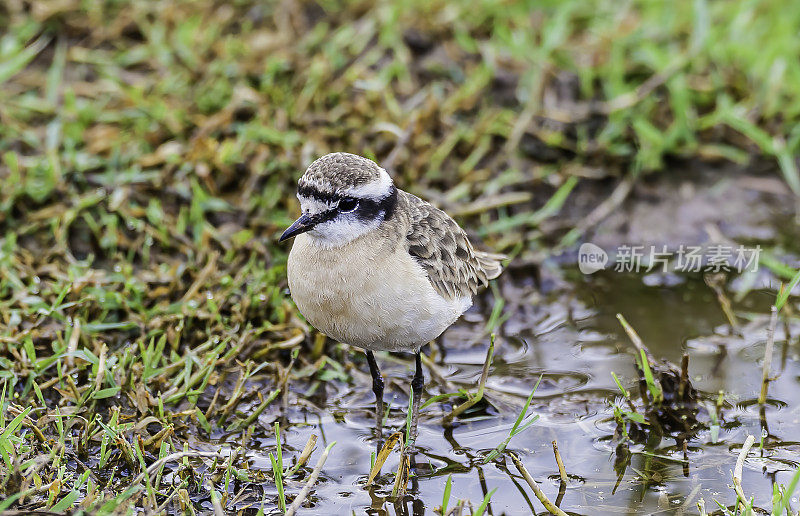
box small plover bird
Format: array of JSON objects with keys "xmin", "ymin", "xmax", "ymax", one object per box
[{"xmin": 280, "ymin": 152, "xmax": 504, "ymax": 451}]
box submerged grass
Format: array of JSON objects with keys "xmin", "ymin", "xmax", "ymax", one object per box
[
  {"xmin": 697, "ymin": 434, "xmax": 800, "ymax": 516},
  {"xmin": 1, "ymin": 0, "xmax": 800, "ymax": 513},
  {"xmin": 611, "ymin": 286, "xmax": 800, "ymax": 515}
]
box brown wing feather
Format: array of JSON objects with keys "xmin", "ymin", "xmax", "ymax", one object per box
[{"xmin": 402, "ymin": 191, "xmax": 504, "ymax": 300}]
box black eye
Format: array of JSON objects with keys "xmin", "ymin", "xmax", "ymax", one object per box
[{"xmin": 338, "ymin": 198, "xmax": 359, "ymax": 213}]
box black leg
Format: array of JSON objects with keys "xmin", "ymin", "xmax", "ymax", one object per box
[
  {"xmin": 366, "ymin": 350, "xmax": 384, "ymax": 438},
  {"xmin": 411, "ymin": 352, "xmax": 424, "ymax": 397}
]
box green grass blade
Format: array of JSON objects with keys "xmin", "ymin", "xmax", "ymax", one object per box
[{"xmin": 775, "ymin": 269, "xmax": 800, "ymax": 312}]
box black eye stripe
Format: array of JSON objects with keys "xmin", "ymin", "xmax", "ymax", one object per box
[
  {"xmin": 310, "ymin": 209, "xmax": 338, "ymax": 225},
  {"xmin": 303, "ymin": 186, "xmax": 398, "ymax": 225},
  {"xmin": 354, "ymin": 186, "xmax": 397, "ymax": 222}
]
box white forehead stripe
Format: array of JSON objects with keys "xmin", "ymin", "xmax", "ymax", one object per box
[
  {"xmin": 341, "ymin": 167, "xmax": 393, "ymax": 199},
  {"xmin": 296, "ymin": 194, "xmax": 333, "ymax": 211}
]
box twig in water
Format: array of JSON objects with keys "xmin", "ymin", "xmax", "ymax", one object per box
[
  {"xmin": 758, "ymin": 306, "xmax": 778, "ymax": 405},
  {"xmin": 552, "ymin": 441, "xmax": 567, "ymax": 483},
  {"xmin": 510, "ymin": 453, "xmax": 568, "ymax": 516},
  {"xmin": 678, "ymin": 353, "xmax": 689, "ymax": 401},
  {"xmin": 732, "ymin": 434, "xmax": 755, "ymax": 513},
  {"xmin": 284, "ymin": 441, "xmax": 336, "ymax": 516},
  {"xmin": 704, "ymin": 272, "xmax": 740, "ymax": 333},
  {"xmin": 285, "ymin": 434, "xmax": 317, "ymax": 477},
  {"xmin": 553, "ymin": 439, "xmax": 568, "ymax": 507},
  {"xmin": 616, "ymin": 313, "xmax": 646, "ymax": 356}
]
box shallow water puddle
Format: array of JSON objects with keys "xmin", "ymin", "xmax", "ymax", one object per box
[{"xmin": 229, "ymin": 266, "xmax": 799, "ymax": 515}]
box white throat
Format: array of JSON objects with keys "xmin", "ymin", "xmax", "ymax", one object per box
[{"xmin": 305, "ymin": 217, "xmax": 380, "ymax": 248}]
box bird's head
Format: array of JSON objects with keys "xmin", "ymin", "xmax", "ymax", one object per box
[{"xmin": 280, "ymin": 153, "xmax": 398, "ymax": 247}]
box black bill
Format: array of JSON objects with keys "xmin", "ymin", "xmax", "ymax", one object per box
[{"xmin": 279, "ymin": 213, "xmax": 316, "ymax": 241}]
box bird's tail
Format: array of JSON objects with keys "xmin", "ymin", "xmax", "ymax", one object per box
[{"xmin": 475, "ymin": 250, "xmax": 506, "ymax": 280}]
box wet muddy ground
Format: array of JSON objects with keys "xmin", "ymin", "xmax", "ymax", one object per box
[{"xmin": 194, "ymin": 165, "xmax": 800, "ymax": 515}]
